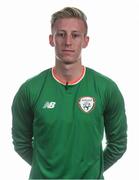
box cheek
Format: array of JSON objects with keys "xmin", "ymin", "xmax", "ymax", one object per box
[
  {"xmin": 55, "ymin": 45, "xmax": 63, "ymax": 56},
  {"xmin": 54, "ymin": 38, "xmax": 64, "ymax": 46},
  {"xmin": 76, "ymin": 43, "xmax": 83, "ymax": 52}
]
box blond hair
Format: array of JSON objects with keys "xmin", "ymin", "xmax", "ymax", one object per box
[{"xmin": 51, "ymin": 7, "xmax": 88, "ymax": 35}]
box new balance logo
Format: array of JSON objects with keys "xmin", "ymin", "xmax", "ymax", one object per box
[{"xmin": 43, "ymin": 101, "xmax": 56, "ymax": 109}]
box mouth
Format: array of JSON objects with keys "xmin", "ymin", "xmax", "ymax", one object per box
[
  {"xmin": 62, "ymin": 48, "xmax": 74, "ymax": 51},
  {"xmin": 62, "ymin": 49, "xmax": 75, "ymax": 53}
]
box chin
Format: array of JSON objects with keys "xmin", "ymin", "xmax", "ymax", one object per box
[
  {"xmin": 63, "ymin": 61, "xmax": 75, "ymax": 65},
  {"xmin": 62, "ymin": 59, "xmax": 78, "ymax": 65},
  {"xmin": 58, "ymin": 58, "xmax": 75, "ymax": 64},
  {"xmin": 56, "ymin": 55, "xmax": 79, "ymax": 65}
]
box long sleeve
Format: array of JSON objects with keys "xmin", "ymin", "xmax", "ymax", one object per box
[
  {"xmin": 12, "ymin": 84, "xmax": 34, "ymax": 165},
  {"xmin": 103, "ymin": 82, "xmax": 127, "ymax": 171}
]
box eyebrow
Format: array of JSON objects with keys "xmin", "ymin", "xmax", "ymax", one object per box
[{"xmin": 57, "ymin": 30, "xmax": 82, "ymax": 33}]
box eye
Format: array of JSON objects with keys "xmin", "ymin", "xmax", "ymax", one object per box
[
  {"xmin": 72, "ymin": 33, "xmax": 81, "ymax": 39},
  {"xmin": 56, "ymin": 32, "xmax": 65, "ymax": 38}
]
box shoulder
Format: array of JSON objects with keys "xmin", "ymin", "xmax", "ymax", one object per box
[
  {"xmin": 86, "ymin": 67, "xmax": 117, "ymax": 88},
  {"xmin": 25, "ymin": 68, "xmax": 51, "ymax": 86},
  {"xmin": 20, "ymin": 68, "xmax": 51, "ymax": 90},
  {"xmin": 86, "ymin": 67, "xmax": 125, "ymax": 109},
  {"xmin": 14, "ymin": 68, "xmax": 51, "ymax": 105},
  {"xmin": 86, "ymin": 67, "xmax": 124, "ymax": 101}
]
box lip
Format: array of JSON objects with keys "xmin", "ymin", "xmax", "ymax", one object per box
[
  {"xmin": 62, "ymin": 49, "xmax": 75, "ymax": 53},
  {"xmin": 62, "ymin": 49, "xmax": 74, "ymax": 52}
]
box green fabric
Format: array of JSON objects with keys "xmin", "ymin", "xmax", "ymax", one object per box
[{"xmin": 12, "ymin": 67, "xmax": 127, "ymax": 179}]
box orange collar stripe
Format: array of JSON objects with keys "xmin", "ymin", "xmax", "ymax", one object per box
[{"xmin": 52, "ymin": 66, "xmax": 86, "ymax": 85}]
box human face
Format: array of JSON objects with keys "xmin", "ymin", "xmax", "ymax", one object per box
[{"xmin": 49, "ymin": 18, "xmax": 89, "ymax": 65}]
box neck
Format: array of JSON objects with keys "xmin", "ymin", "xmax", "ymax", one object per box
[{"xmin": 54, "ymin": 61, "xmax": 84, "ymax": 84}]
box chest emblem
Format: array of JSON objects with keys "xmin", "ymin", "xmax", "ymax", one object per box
[{"xmin": 78, "ymin": 96, "xmax": 96, "ymax": 113}]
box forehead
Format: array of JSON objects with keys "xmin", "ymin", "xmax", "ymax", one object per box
[{"xmin": 52, "ymin": 18, "xmax": 86, "ymax": 33}]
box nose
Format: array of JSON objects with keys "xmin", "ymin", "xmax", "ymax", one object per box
[{"xmin": 65, "ymin": 35, "xmax": 72, "ymax": 46}]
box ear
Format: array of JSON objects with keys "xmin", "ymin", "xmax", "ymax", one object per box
[
  {"xmin": 49, "ymin": 34, "xmax": 55, "ymax": 47},
  {"xmin": 82, "ymin": 36, "xmax": 89, "ymax": 48}
]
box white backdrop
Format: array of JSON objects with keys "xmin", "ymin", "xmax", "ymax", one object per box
[{"xmin": 0, "ymin": 0, "xmax": 139, "ymax": 179}]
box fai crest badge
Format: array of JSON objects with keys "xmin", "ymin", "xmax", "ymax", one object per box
[{"xmin": 78, "ymin": 96, "xmax": 96, "ymax": 113}]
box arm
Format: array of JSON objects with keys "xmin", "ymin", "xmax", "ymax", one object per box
[
  {"xmin": 12, "ymin": 84, "xmax": 34, "ymax": 165},
  {"xmin": 103, "ymin": 83, "xmax": 127, "ymax": 171}
]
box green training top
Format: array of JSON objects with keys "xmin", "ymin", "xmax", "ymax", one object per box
[{"xmin": 12, "ymin": 67, "xmax": 127, "ymax": 179}]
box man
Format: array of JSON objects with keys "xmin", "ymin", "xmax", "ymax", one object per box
[{"xmin": 12, "ymin": 7, "xmax": 127, "ymax": 179}]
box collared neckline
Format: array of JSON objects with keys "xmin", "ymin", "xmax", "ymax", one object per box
[{"xmin": 51, "ymin": 66, "xmax": 86, "ymax": 85}]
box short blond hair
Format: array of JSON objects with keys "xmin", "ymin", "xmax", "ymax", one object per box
[{"xmin": 51, "ymin": 7, "xmax": 88, "ymax": 35}]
